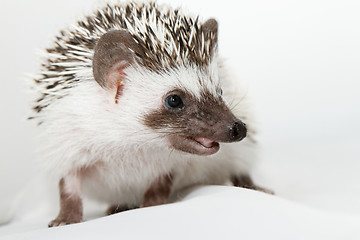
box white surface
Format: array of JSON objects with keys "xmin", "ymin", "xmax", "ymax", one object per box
[
  {"xmin": 1, "ymin": 186, "xmax": 360, "ymax": 240},
  {"xmin": 1, "ymin": 0, "xmax": 360, "ymax": 239}
]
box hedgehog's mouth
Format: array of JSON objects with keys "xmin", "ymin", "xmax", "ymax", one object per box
[
  {"xmin": 169, "ymin": 135, "xmax": 220, "ymax": 156},
  {"xmin": 189, "ymin": 136, "xmax": 219, "ymax": 150}
]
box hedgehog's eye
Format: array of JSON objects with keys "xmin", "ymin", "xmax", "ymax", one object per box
[
  {"xmin": 165, "ymin": 95, "xmax": 183, "ymax": 109},
  {"xmin": 220, "ymin": 88, "xmax": 223, "ymax": 96}
]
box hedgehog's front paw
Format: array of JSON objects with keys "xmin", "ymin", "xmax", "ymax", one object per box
[
  {"xmin": 48, "ymin": 215, "xmax": 82, "ymax": 227},
  {"xmin": 141, "ymin": 174, "xmax": 173, "ymax": 208},
  {"xmin": 141, "ymin": 194, "xmax": 168, "ymax": 208}
]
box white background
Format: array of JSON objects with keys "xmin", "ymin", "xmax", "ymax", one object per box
[{"xmin": 0, "ymin": 0, "xmax": 360, "ymax": 225}]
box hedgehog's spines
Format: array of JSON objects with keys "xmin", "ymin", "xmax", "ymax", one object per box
[{"xmin": 32, "ymin": 1, "xmax": 218, "ymax": 116}]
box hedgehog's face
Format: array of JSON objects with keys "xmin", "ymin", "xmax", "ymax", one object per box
[
  {"xmin": 143, "ymin": 84, "xmax": 247, "ymax": 156},
  {"xmin": 92, "ymin": 19, "xmax": 246, "ymax": 155}
]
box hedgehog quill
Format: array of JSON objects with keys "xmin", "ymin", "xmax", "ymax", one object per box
[{"xmin": 30, "ymin": 1, "xmax": 270, "ymax": 227}]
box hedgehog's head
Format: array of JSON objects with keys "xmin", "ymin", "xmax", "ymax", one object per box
[{"xmin": 93, "ymin": 19, "xmax": 247, "ymax": 156}]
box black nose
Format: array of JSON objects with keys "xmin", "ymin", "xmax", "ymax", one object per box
[{"xmin": 229, "ymin": 120, "xmax": 247, "ymax": 142}]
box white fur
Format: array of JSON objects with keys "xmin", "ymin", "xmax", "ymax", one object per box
[
  {"xmin": 32, "ymin": 1, "xmax": 257, "ymax": 208},
  {"xmin": 64, "ymin": 172, "xmax": 82, "ymax": 196},
  {"xmin": 35, "ymin": 56, "xmax": 256, "ymax": 206}
]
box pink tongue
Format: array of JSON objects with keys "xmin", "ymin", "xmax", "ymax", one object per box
[{"xmin": 193, "ymin": 137, "xmax": 218, "ymax": 148}]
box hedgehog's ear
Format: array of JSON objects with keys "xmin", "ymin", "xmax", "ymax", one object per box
[
  {"xmin": 202, "ymin": 18, "xmax": 218, "ymax": 46},
  {"xmin": 93, "ymin": 30, "xmax": 142, "ymax": 91}
]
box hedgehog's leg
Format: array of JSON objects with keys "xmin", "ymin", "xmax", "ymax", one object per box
[
  {"xmin": 231, "ymin": 175, "xmax": 274, "ymax": 195},
  {"xmin": 141, "ymin": 174, "xmax": 173, "ymax": 207},
  {"xmin": 49, "ymin": 172, "xmax": 83, "ymax": 227},
  {"xmin": 106, "ymin": 205, "xmax": 138, "ymax": 215}
]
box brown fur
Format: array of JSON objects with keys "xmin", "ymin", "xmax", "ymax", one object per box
[
  {"xmin": 143, "ymin": 89, "xmax": 247, "ymax": 155},
  {"xmin": 144, "ymin": 90, "xmax": 241, "ymax": 139},
  {"xmin": 93, "ymin": 30, "xmax": 145, "ymax": 90},
  {"xmin": 48, "ymin": 178, "xmax": 83, "ymax": 227},
  {"xmin": 142, "ymin": 174, "xmax": 173, "ymax": 207}
]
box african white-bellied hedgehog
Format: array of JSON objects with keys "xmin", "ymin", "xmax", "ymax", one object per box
[{"xmin": 30, "ymin": 1, "xmax": 268, "ymax": 227}]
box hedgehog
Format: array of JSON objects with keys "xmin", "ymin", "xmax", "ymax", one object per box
[{"xmin": 30, "ymin": 1, "xmax": 269, "ymax": 227}]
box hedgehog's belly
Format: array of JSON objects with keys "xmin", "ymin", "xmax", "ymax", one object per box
[
  {"xmin": 78, "ymin": 142, "xmax": 254, "ymax": 206},
  {"xmin": 80, "ymin": 158, "xmax": 176, "ymax": 206},
  {"xmin": 82, "ymin": 175, "xmax": 146, "ymax": 206}
]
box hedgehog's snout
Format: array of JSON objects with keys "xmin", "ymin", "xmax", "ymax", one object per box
[{"xmin": 228, "ymin": 120, "xmax": 247, "ymax": 142}]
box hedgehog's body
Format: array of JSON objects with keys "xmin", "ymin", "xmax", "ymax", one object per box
[{"xmin": 31, "ymin": 2, "xmax": 263, "ymax": 227}]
